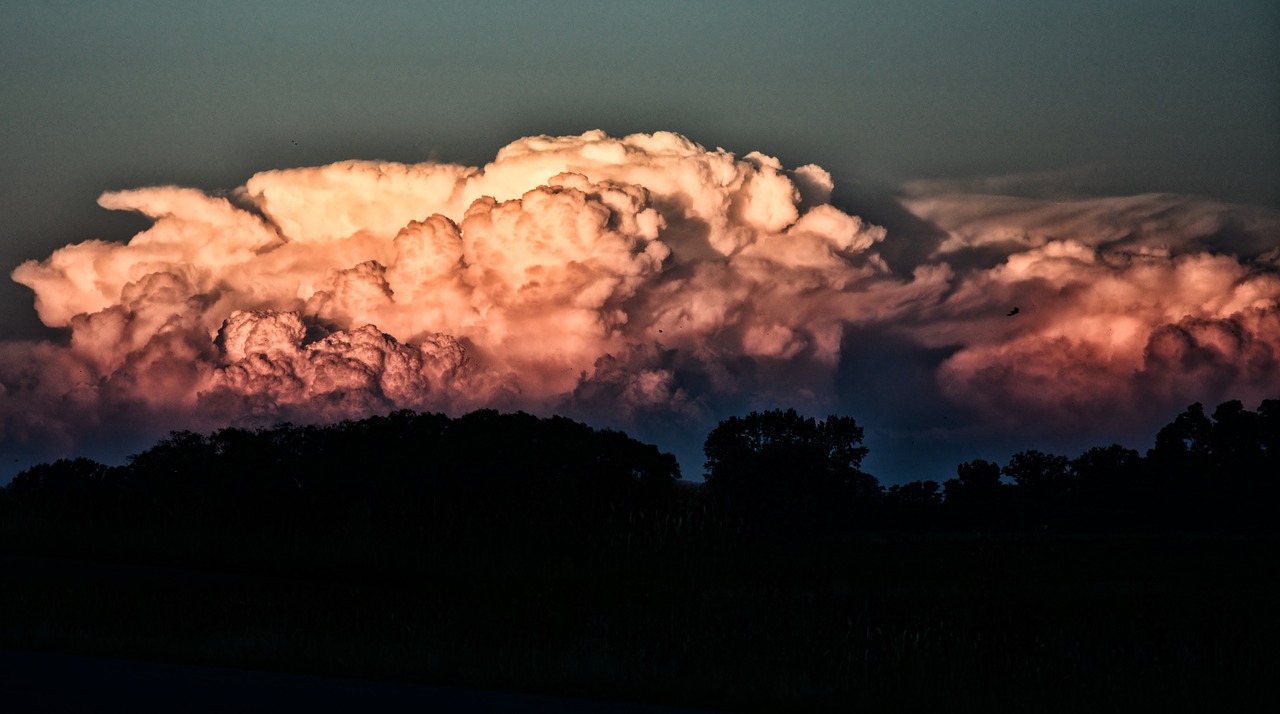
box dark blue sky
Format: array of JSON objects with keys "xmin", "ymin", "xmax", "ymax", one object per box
[{"xmin": 2, "ymin": 1, "xmax": 1278, "ymax": 481}]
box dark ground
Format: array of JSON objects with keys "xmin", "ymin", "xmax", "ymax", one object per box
[
  {"xmin": 0, "ymin": 647, "xmax": 718, "ymax": 713},
  {"xmin": 2, "ymin": 536, "xmax": 1276, "ymax": 713}
]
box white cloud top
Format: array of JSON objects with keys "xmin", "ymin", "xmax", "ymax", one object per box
[{"xmin": 4, "ymin": 132, "xmax": 1278, "ymax": 465}]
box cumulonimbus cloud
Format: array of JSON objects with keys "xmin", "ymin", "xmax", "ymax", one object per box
[{"xmin": 3, "ymin": 130, "xmax": 1278, "ymax": 468}]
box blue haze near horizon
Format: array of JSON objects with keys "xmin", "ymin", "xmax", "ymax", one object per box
[{"xmin": 1, "ymin": 1, "xmax": 1277, "ymax": 483}]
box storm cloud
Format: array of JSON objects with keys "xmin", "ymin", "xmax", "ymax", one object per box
[{"xmin": 3, "ymin": 131, "xmax": 1277, "ymax": 474}]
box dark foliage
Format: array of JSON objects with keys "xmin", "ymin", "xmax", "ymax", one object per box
[
  {"xmin": 691, "ymin": 399, "xmax": 1278, "ymax": 535},
  {"xmin": 1, "ymin": 400, "xmax": 1277, "ymax": 711},
  {"xmin": 0, "ymin": 410, "xmax": 683, "ymax": 576},
  {"xmin": 702, "ymin": 408, "xmax": 879, "ymax": 533},
  {"xmin": 3, "ymin": 399, "xmax": 1276, "ymax": 557}
]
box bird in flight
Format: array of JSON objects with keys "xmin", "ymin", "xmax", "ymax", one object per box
[{"xmin": 1006, "ymin": 307, "xmax": 1020, "ymax": 317}]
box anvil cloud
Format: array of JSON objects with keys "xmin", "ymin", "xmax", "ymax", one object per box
[{"xmin": 3, "ymin": 131, "xmax": 1278, "ymax": 473}]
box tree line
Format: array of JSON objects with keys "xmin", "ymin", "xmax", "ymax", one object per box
[
  {"xmin": 703, "ymin": 400, "xmax": 1279, "ymax": 534},
  {"xmin": 2, "ymin": 398, "xmax": 1277, "ymax": 566},
  {"xmin": 1, "ymin": 410, "xmax": 682, "ymax": 568},
  {"xmin": 6, "ymin": 403, "xmax": 1275, "ymax": 712}
]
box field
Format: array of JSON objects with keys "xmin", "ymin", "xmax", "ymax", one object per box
[{"xmin": 2, "ymin": 524, "xmax": 1273, "ymax": 712}]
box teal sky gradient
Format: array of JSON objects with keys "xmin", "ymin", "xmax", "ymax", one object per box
[
  {"xmin": 1, "ymin": 1, "xmax": 1278, "ymax": 478},
  {"xmin": 4, "ymin": 2, "xmax": 1275, "ymax": 220}
]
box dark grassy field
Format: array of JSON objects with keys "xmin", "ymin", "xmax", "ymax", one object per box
[{"xmin": 2, "ymin": 527, "xmax": 1273, "ymax": 712}]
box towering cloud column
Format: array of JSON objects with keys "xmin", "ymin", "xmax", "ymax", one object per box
[{"xmin": 3, "ymin": 131, "xmax": 1278, "ymax": 468}]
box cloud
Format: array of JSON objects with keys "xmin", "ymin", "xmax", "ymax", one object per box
[
  {"xmin": 3, "ymin": 131, "xmax": 891, "ymax": 458},
  {"xmin": 904, "ymin": 195, "xmax": 1280, "ymax": 438},
  {"xmin": 901, "ymin": 192, "xmax": 1280, "ymax": 264},
  {"xmin": 3, "ymin": 131, "xmax": 1278, "ymax": 474}
]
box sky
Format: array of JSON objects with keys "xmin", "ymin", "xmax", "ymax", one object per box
[{"xmin": 1, "ymin": 1, "xmax": 1278, "ymax": 483}]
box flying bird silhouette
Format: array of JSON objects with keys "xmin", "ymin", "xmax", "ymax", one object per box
[{"xmin": 1006, "ymin": 307, "xmax": 1020, "ymax": 317}]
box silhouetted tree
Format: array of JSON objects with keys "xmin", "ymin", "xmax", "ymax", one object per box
[
  {"xmin": 704, "ymin": 409, "xmax": 868, "ymax": 481},
  {"xmin": 1067, "ymin": 445, "xmax": 1146, "ymax": 527},
  {"xmin": 941, "ymin": 459, "xmax": 1007, "ymax": 528},
  {"xmin": 1002, "ymin": 450, "xmax": 1071, "ymax": 494},
  {"xmin": 1258, "ymin": 400, "xmax": 1280, "ymax": 503},
  {"xmin": 1149, "ymin": 403, "xmax": 1213, "ymax": 473},
  {"xmin": 943, "ymin": 460, "xmax": 1002, "ymax": 500},
  {"xmin": 1146, "ymin": 400, "xmax": 1278, "ymax": 528},
  {"xmin": 7, "ymin": 457, "xmax": 111, "ymax": 497},
  {"xmin": 703, "ymin": 409, "xmax": 878, "ymax": 532},
  {"xmin": 1259, "ymin": 399, "xmax": 1280, "ymax": 457},
  {"xmin": 1002, "ymin": 450, "xmax": 1072, "ymax": 528},
  {"xmin": 885, "ymin": 480, "xmax": 943, "ymax": 528},
  {"xmin": 886, "ymin": 480, "xmax": 941, "ymax": 505},
  {"xmin": 7, "ymin": 396, "xmax": 1279, "ymax": 564},
  {"xmin": 1070, "ymin": 445, "xmax": 1142, "ymax": 484}
]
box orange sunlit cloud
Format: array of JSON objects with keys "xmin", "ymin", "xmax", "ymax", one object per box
[{"xmin": 2, "ymin": 131, "xmax": 1278, "ymax": 463}]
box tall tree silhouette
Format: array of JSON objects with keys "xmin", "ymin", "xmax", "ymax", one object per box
[
  {"xmin": 1001, "ymin": 450, "xmax": 1072, "ymax": 528},
  {"xmin": 942, "ymin": 460, "xmax": 1007, "ymax": 527},
  {"xmin": 703, "ymin": 409, "xmax": 878, "ymax": 532},
  {"xmin": 1069, "ymin": 444, "xmax": 1145, "ymax": 526}
]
